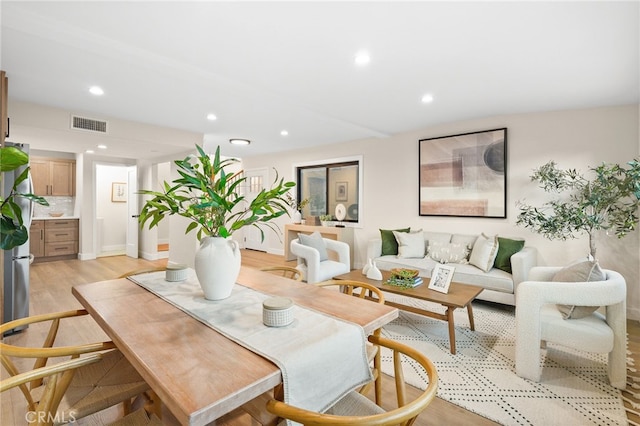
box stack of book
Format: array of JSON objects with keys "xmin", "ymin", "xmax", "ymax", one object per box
[{"xmin": 386, "ymin": 269, "xmax": 424, "ymax": 288}]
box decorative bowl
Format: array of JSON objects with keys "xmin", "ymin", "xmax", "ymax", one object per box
[
  {"xmin": 48, "ymin": 212, "xmax": 64, "ymax": 217},
  {"xmin": 390, "ymin": 268, "xmax": 419, "ymax": 279}
]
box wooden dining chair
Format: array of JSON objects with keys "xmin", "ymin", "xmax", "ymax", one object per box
[
  {"xmin": 317, "ymin": 279, "xmax": 385, "ymax": 405},
  {"xmin": 266, "ymin": 335, "xmax": 438, "ymax": 426},
  {"xmin": 0, "ymin": 309, "xmax": 153, "ymax": 426},
  {"xmin": 259, "ymin": 266, "xmax": 303, "ymax": 281}
]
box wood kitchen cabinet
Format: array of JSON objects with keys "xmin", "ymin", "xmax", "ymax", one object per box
[
  {"xmin": 29, "ymin": 220, "xmax": 45, "ymax": 258},
  {"xmin": 31, "ymin": 158, "xmax": 76, "ymax": 196},
  {"xmin": 31, "ymin": 219, "xmax": 78, "ymax": 262}
]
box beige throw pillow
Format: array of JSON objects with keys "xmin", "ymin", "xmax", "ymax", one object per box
[
  {"xmin": 555, "ymin": 260, "xmax": 605, "ymax": 319},
  {"xmin": 427, "ymin": 241, "xmax": 470, "ymax": 264},
  {"xmin": 468, "ymin": 233, "xmax": 499, "ymax": 272},
  {"xmin": 393, "ymin": 231, "xmax": 425, "ymax": 259}
]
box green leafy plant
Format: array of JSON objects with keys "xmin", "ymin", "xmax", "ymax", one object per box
[
  {"xmin": 0, "ymin": 146, "xmax": 49, "ymax": 250},
  {"xmin": 138, "ymin": 144, "xmax": 295, "ymax": 242},
  {"xmin": 319, "ymin": 214, "xmax": 333, "ymax": 222},
  {"xmin": 517, "ymin": 159, "xmax": 640, "ymax": 258}
]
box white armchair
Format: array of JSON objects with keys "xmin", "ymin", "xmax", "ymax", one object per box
[
  {"xmin": 515, "ymin": 266, "xmax": 627, "ymax": 389},
  {"xmin": 290, "ymin": 237, "xmax": 350, "ymax": 283}
]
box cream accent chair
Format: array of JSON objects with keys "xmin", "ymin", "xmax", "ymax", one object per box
[
  {"xmin": 290, "ymin": 238, "xmax": 350, "ymax": 283},
  {"xmin": 515, "ymin": 266, "xmax": 627, "ymax": 389}
]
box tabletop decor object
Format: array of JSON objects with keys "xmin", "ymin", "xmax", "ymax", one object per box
[
  {"xmin": 386, "ymin": 268, "xmax": 423, "ymax": 288},
  {"xmin": 262, "ymin": 297, "xmax": 294, "ymax": 327},
  {"xmin": 366, "ymin": 261, "xmax": 383, "ymax": 280},
  {"xmin": 138, "ymin": 144, "xmax": 294, "ymax": 300}
]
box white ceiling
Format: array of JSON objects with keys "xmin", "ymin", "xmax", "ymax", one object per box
[{"xmin": 1, "ymin": 1, "xmax": 638, "ymax": 160}]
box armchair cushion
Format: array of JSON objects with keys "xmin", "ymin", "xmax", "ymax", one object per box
[
  {"xmin": 393, "ymin": 230, "xmax": 425, "ymax": 258},
  {"xmin": 298, "ymin": 232, "xmax": 328, "ymax": 261},
  {"xmin": 554, "ymin": 260, "xmax": 606, "ymax": 319},
  {"xmin": 380, "ymin": 228, "xmax": 409, "ymax": 255}
]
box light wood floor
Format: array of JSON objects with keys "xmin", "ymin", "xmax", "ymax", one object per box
[{"xmin": 2, "ymin": 250, "xmax": 639, "ymax": 425}]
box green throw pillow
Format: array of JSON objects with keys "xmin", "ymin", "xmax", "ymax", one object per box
[
  {"xmin": 493, "ymin": 237, "xmax": 525, "ymax": 273},
  {"xmin": 380, "ymin": 228, "xmax": 410, "ymax": 256}
]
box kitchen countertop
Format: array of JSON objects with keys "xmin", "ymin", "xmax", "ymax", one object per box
[{"xmin": 32, "ymin": 216, "xmax": 80, "ymax": 220}]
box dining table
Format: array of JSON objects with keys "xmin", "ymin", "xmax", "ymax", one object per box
[{"xmin": 72, "ymin": 266, "xmax": 398, "ymax": 426}]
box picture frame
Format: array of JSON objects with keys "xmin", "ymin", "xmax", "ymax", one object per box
[
  {"xmin": 336, "ymin": 181, "xmax": 348, "ymax": 201},
  {"xmin": 428, "ymin": 264, "xmax": 455, "ymax": 293},
  {"xmin": 111, "ymin": 182, "xmax": 127, "ymax": 203},
  {"xmin": 419, "ymin": 128, "xmax": 507, "ymax": 218}
]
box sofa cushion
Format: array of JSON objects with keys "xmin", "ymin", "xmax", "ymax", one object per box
[
  {"xmin": 469, "ymin": 233, "xmax": 499, "ymax": 272},
  {"xmin": 380, "ymin": 228, "xmax": 410, "ymax": 256},
  {"xmin": 298, "ymin": 232, "xmax": 328, "ymax": 261},
  {"xmin": 427, "ymin": 241, "xmax": 470, "ymax": 264},
  {"xmin": 393, "ymin": 230, "xmax": 425, "ymax": 258},
  {"xmin": 451, "ymin": 234, "xmax": 478, "ymax": 249},
  {"xmin": 493, "ymin": 237, "xmax": 525, "ymax": 273},
  {"xmin": 554, "ymin": 260, "xmax": 605, "ymax": 319}
]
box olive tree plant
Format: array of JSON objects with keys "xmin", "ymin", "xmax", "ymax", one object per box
[{"xmin": 517, "ymin": 159, "xmax": 640, "ymax": 259}]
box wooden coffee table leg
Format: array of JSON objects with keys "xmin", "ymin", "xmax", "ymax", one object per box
[
  {"xmin": 446, "ymin": 307, "xmax": 456, "ymax": 354},
  {"xmin": 467, "ymin": 303, "xmax": 475, "ymax": 331}
]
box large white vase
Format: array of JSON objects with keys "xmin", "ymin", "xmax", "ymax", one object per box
[{"xmin": 194, "ymin": 236, "xmax": 241, "ymax": 300}]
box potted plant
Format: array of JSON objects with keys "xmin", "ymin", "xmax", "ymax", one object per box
[
  {"xmin": 319, "ymin": 214, "xmax": 333, "ymax": 226},
  {"xmin": 285, "ymin": 193, "xmax": 309, "ymax": 224},
  {"xmin": 1, "ymin": 146, "xmax": 48, "ymax": 250},
  {"xmin": 138, "ymin": 144, "xmax": 295, "ymax": 300},
  {"xmin": 516, "ymin": 159, "xmax": 640, "ymax": 259}
]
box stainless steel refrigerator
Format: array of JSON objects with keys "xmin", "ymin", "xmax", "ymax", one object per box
[{"xmin": 3, "ymin": 141, "xmax": 33, "ymax": 335}]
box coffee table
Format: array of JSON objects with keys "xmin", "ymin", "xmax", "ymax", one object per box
[{"xmin": 334, "ymin": 269, "xmax": 483, "ymax": 354}]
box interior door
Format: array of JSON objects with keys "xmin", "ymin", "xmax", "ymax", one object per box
[
  {"xmin": 243, "ymin": 168, "xmax": 269, "ymax": 252},
  {"xmin": 125, "ymin": 166, "xmax": 138, "ymax": 258}
]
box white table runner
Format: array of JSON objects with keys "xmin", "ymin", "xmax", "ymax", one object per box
[{"xmin": 128, "ymin": 269, "xmax": 372, "ymax": 415}]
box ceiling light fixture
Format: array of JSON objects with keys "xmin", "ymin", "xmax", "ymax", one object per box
[
  {"xmin": 97, "ymin": 144, "xmax": 107, "ymax": 149},
  {"xmin": 280, "ymin": 130, "xmax": 289, "ymax": 136},
  {"xmin": 207, "ymin": 113, "xmax": 217, "ymax": 121},
  {"xmin": 89, "ymin": 86, "xmax": 104, "ymax": 96},
  {"xmin": 421, "ymin": 93, "xmax": 434, "ymax": 103},
  {"xmin": 354, "ymin": 51, "xmax": 370, "ymax": 66},
  {"xmin": 85, "ymin": 149, "xmax": 94, "ymax": 154},
  {"xmin": 229, "ymin": 139, "xmax": 250, "ymax": 146}
]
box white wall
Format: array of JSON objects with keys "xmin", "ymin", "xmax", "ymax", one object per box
[{"xmin": 242, "ymin": 104, "xmax": 640, "ymax": 319}]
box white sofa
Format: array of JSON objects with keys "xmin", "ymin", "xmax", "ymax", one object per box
[{"xmin": 367, "ymin": 231, "xmax": 537, "ymax": 306}]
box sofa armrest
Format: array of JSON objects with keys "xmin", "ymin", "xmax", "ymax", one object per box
[
  {"xmin": 367, "ymin": 238, "xmax": 382, "ymax": 260},
  {"xmin": 511, "ymin": 246, "xmax": 537, "ymax": 289}
]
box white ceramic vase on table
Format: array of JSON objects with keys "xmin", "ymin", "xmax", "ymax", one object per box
[
  {"xmin": 292, "ymin": 210, "xmax": 302, "ymax": 224},
  {"xmin": 366, "ymin": 261, "xmax": 383, "ymax": 281},
  {"xmin": 194, "ymin": 236, "xmax": 241, "ymax": 300}
]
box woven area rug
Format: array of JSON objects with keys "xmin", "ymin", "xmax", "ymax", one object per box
[{"xmin": 379, "ymin": 295, "xmax": 627, "ymax": 425}]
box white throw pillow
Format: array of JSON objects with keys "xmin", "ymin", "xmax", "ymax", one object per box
[
  {"xmin": 393, "ymin": 231, "xmax": 425, "ymax": 259},
  {"xmin": 468, "ymin": 233, "xmax": 499, "ymax": 272},
  {"xmin": 427, "ymin": 241, "xmax": 470, "ymax": 264},
  {"xmin": 298, "ymin": 232, "xmax": 328, "ymax": 261}
]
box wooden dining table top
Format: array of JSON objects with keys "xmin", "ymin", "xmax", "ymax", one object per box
[{"xmin": 72, "ymin": 266, "xmax": 398, "ymax": 426}]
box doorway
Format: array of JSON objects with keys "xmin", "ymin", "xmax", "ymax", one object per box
[
  {"xmin": 243, "ymin": 168, "xmax": 269, "ymax": 252},
  {"xmin": 95, "ymin": 163, "xmax": 137, "ymax": 258}
]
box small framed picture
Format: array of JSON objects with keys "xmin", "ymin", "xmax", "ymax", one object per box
[
  {"xmin": 336, "ymin": 181, "xmax": 348, "ymax": 201},
  {"xmin": 111, "ymin": 182, "xmax": 127, "ymax": 202},
  {"xmin": 428, "ymin": 264, "xmax": 455, "ymax": 293}
]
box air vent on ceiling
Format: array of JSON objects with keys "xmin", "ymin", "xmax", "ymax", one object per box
[{"xmin": 70, "ymin": 115, "xmax": 108, "ymax": 133}]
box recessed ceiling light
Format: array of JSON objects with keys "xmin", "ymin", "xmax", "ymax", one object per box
[
  {"xmin": 207, "ymin": 113, "xmax": 217, "ymax": 121},
  {"xmin": 421, "ymin": 93, "xmax": 434, "ymax": 103},
  {"xmin": 229, "ymin": 139, "xmax": 250, "ymax": 146},
  {"xmin": 280, "ymin": 130, "xmax": 289, "ymax": 136},
  {"xmin": 97, "ymin": 144, "xmax": 107, "ymax": 149},
  {"xmin": 354, "ymin": 51, "xmax": 370, "ymax": 66},
  {"xmin": 85, "ymin": 149, "xmax": 94, "ymax": 154},
  {"xmin": 89, "ymin": 86, "xmax": 104, "ymax": 96}
]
